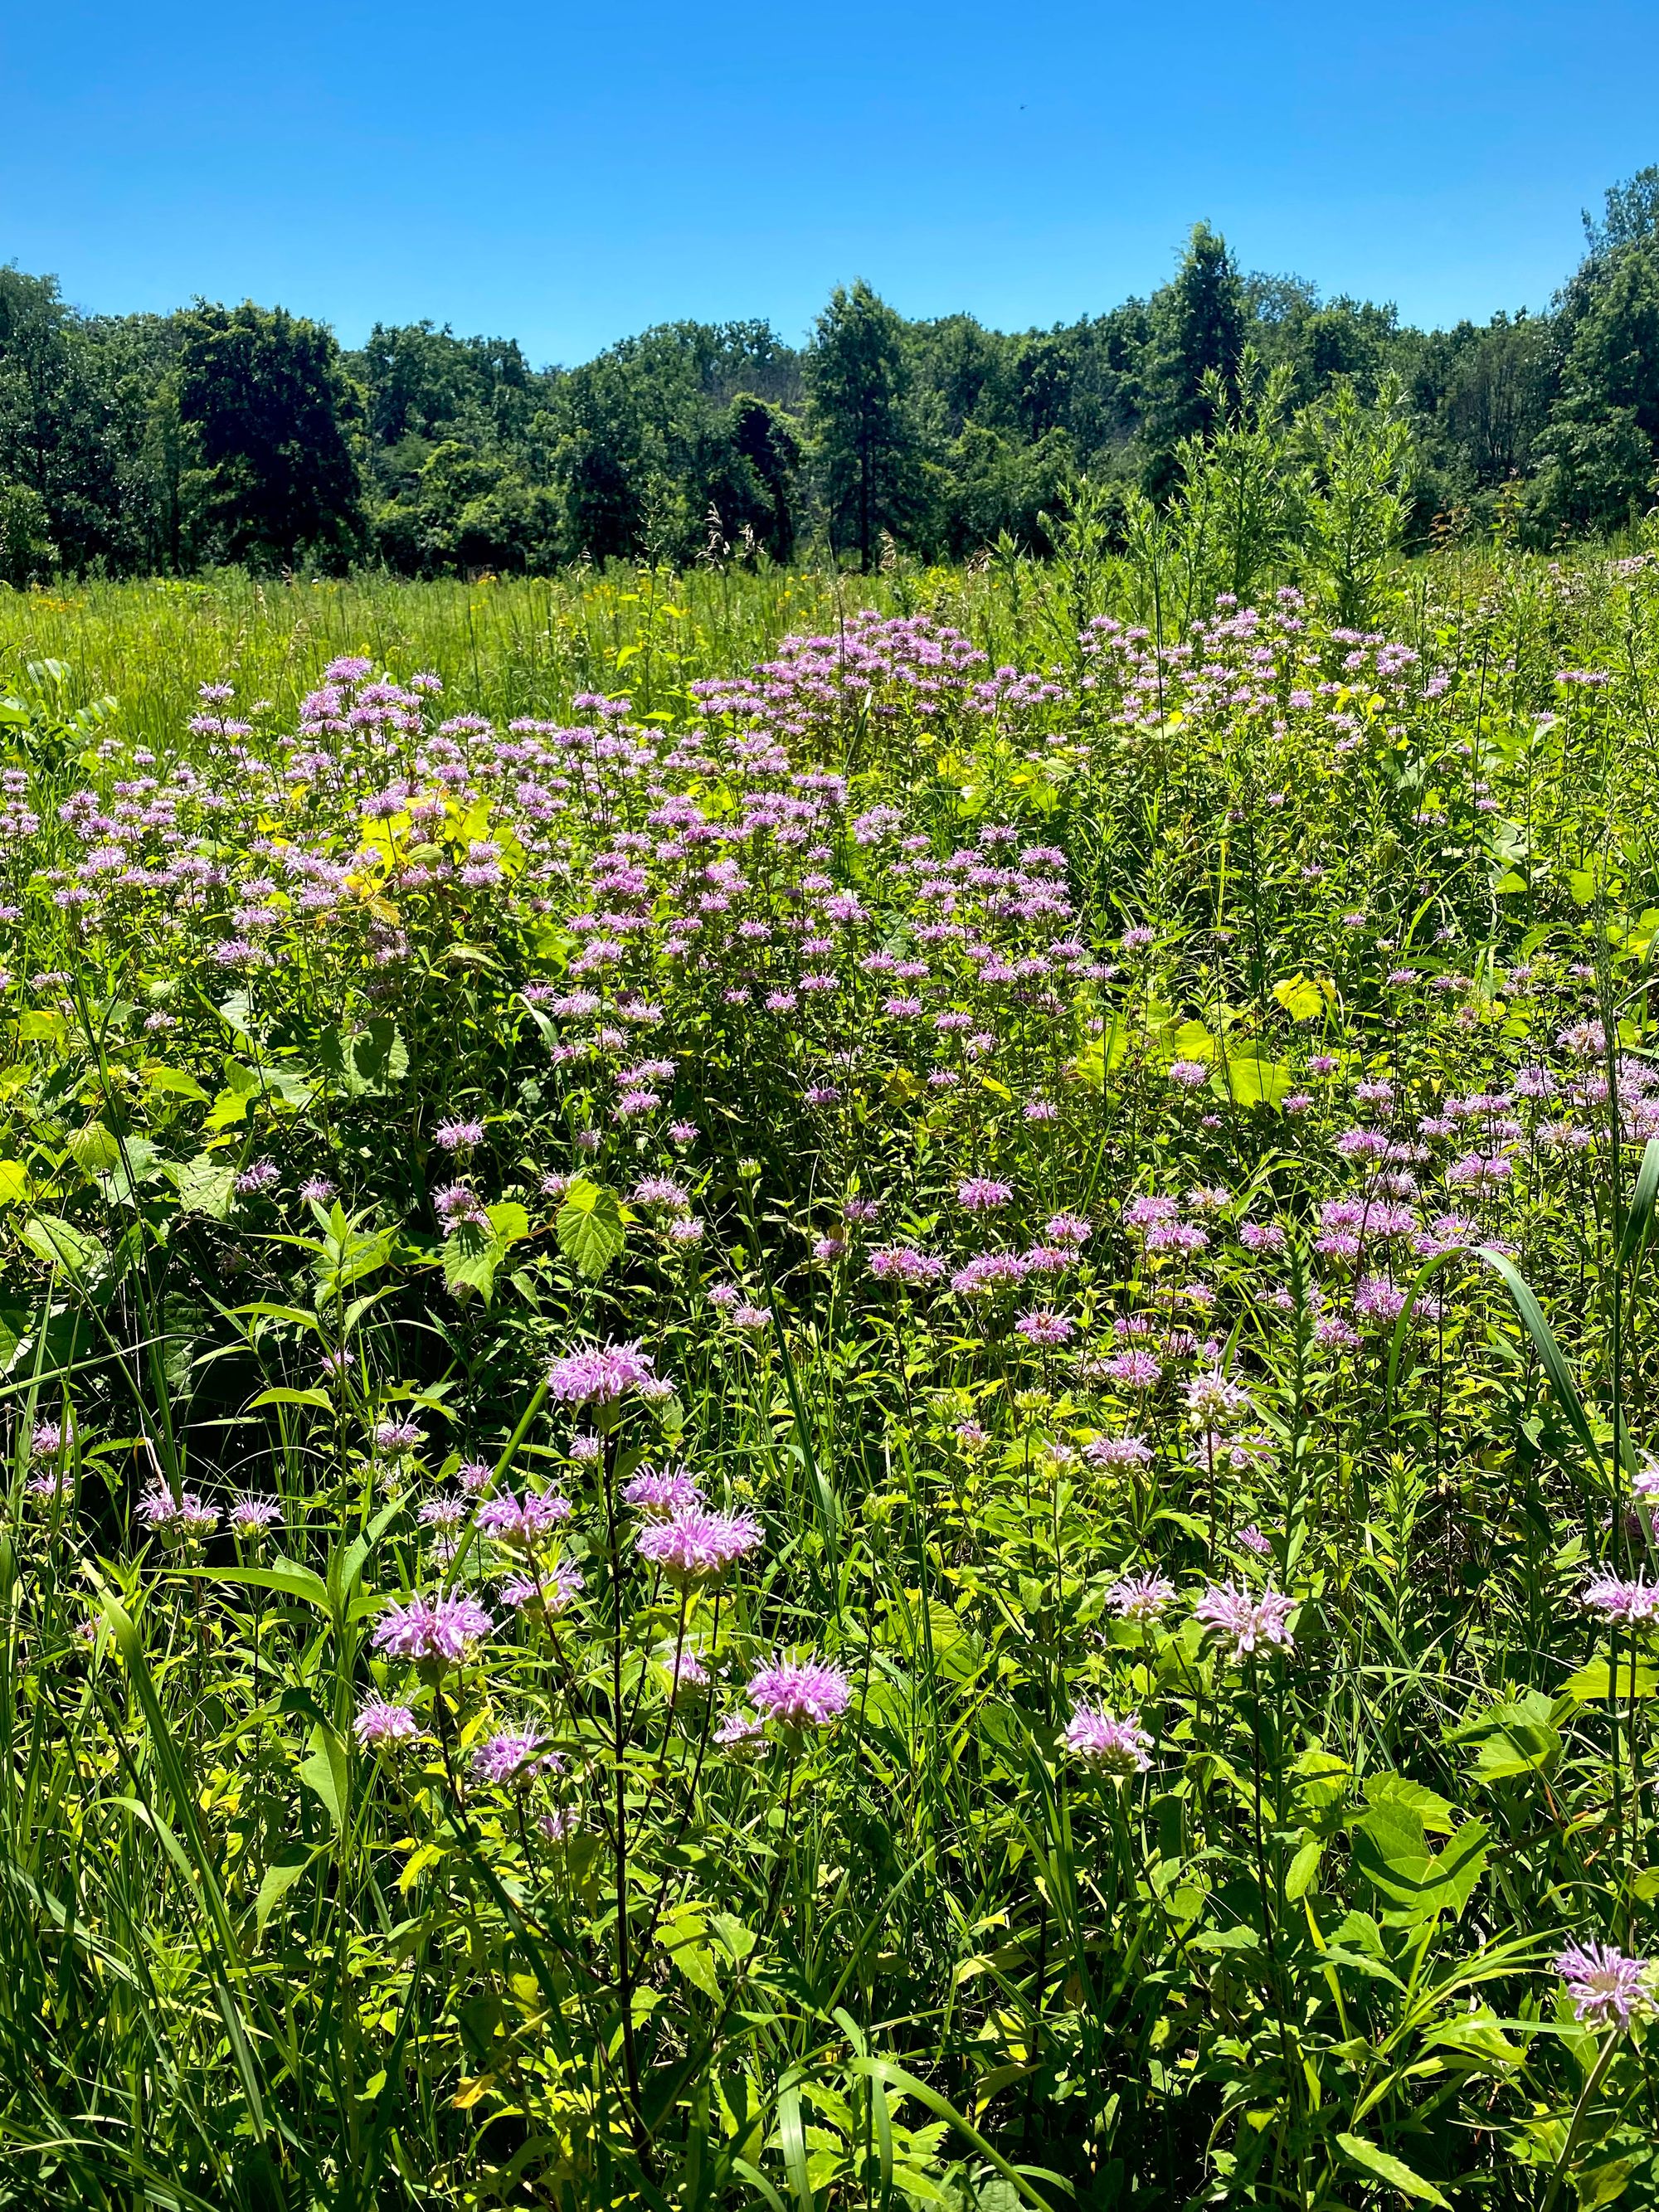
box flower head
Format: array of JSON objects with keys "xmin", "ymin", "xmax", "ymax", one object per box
[
  {"xmin": 229, "ymin": 1495, "xmax": 282, "ymax": 1539},
  {"xmin": 353, "ymin": 1698, "xmax": 422, "ymax": 1751},
  {"xmin": 1064, "ymin": 1706, "xmax": 1151, "ymax": 1775},
  {"xmin": 1105, "ymin": 1570, "xmax": 1175, "ymax": 1619},
  {"xmin": 476, "ymin": 1490, "xmax": 572, "ymax": 1548},
  {"xmin": 957, "ymin": 1177, "xmax": 1013, "ymax": 1212},
  {"xmin": 1555, "ymin": 1940, "xmax": 1653, "ymax": 2029},
  {"xmin": 434, "ymin": 1118, "xmax": 484, "ymax": 1152},
  {"xmin": 1194, "ymin": 1581, "xmax": 1296, "ymax": 1661},
  {"xmin": 747, "ymin": 1658, "xmax": 851, "ymax": 1729},
  {"xmin": 624, "ymin": 1467, "xmax": 703, "ymax": 1517},
  {"xmin": 499, "ymin": 1560, "xmax": 584, "ymax": 1616},
  {"xmin": 1582, "ymin": 1575, "xmax": 1659, "ymax": 1623},
  {"xmin": 470, "ymin": 1730, "xmax": 560, "ymax": 1788},
  {"xmin": 547, "ymin": 1340, "xmax": 659, "ymax": 1404},
  {"xmin": 636, "ymin": 1505, "xmax": 763, "ymax": 1584},
  {"xmin": 371, "ymin": 1592, "xmax": 494, "ymax": 1668}
]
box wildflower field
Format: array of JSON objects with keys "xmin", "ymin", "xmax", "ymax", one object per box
[{"xmin": 5, "ymin": 549, "xmax": 1659, "ymax": 2211}]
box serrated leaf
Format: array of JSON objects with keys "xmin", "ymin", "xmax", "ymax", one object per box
[
  {"xmin": 204, "ymin": 1087, "xmax": 251, "ymax": 1132},
  {"xmin": 1453, "ymin": 1692, "xmax": 1562, "ymax": 1782},
  {"xmin": 17, "ymin": 1214, "xmax": 100, "ymax": 1277},
  {"xmin": 557, "ymin": 1179, "xmax": 626, "ymax": 1281},
  {"xmin": 170, "ymin": 1153, "xmax": 237, "ymax": 1220},
  {"xmin": 320, "ymin": 1019, "xmax": 408, "ymax": 1096},
  {"xmin": 443, "ymin": 1221, "xmax": 503, "ymax": 1305},
  {"xmin": 1272, "ymin": 973, "xmax": 1335, "ymax": 1021},
  {"xmin": 1219, "ymin": 1050, "xmax": 1294, "ymax": 1109},
  {"xmin": 1335, "ymin": 2132, "xmax": 1451, "ymax": 2205},
  {"xmin": 484, "ymin": 1201, "xmax": 529, "ymax": 1247},
  {"xmin": 658, "ymin": 1902, "xmax": 722, "ymax": 1998},
  {"xmin": 66, "ymin": 1124, "xmax": 123, "ymax": 1176},
  {"xmin": 1363, "ymin": 1772, "xmax": 1457, "ymax": 1835},
  {"xmin": 143, "ymin": 1065, "xmax": 211, "ymax": 1104}
]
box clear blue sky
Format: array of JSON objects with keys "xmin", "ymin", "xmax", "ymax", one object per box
[{"xmin": 3, "ymin": 0, "xmax": 1654, "ymax": 366}]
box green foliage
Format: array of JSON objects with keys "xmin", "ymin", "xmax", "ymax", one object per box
[
  {"xmin": 807, "ymin": 280, "xmax": 924, "ymax": 571},
  {"xmin": 173, "ymin": 300, "xmax": 364, "ymax": 570},
  {"xmin": 11, "ymin": 166, "xmax": 1659, "ymax": 580}
]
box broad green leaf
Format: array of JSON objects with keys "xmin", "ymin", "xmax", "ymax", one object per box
[
  {"xmin": 249, "ymin": 1387, "xmax": 335, "ymax": 1412},
  {"xmin": 1159, "ymin": 1018, "xmax": 1215, "ymax": 1064},
  {"xmin": 170, "ymin": 1153, "xmax": 237, "ymax": 1220},
  {"xmin": 1218, "ymin": 1050, "xmax": 1293, "ymax": 1109},
  {"xmin": 557, "ymin": 1179, "xmax": 626, "ymax": 1281},
  {"xmin": 658, "ymin": 1902, "xmax": 722, "ymax": 1999},
  {"xmin": 298, "ymin": 1719, "xmax": 348, "ymax": 1834},
  {"xmin": 1285, "ymin": 1838, "xmax": 1323, "ymax": 1900},
  {"xmin": 443, "ymin": 1221, "xmax": 503, "ymax": 1305},
  {"xmin": 142, "ymin": 1065, "xmax": 211, "ymax": 1104},
  {"xmin": 319, "ymin": 1018, "xmax": 409, "ymax": 1096},
  {"xmin": 1452, "ymin": 1692, "xmax": 1563, "ymax": 1782},
  {"xmin": 1272, "ymin": 973, "xmax": 1335, "ymax": 1021},
  {"xmin": 0, "ymin": 1162, "xmax": 27, "ymax": 1208},
  {"xmin": 204, "ymin": 1086, "xmax": 251, "ymax": 1132},
  {"xmin": 1363, "ymin": 1772, "xmax": 1457, "ymax": 1835},
  {"xmin": 17, "ymin": 1214, "xmax": 100, "ymax": 1277},
  {"xmin": 17, "ymin": 1009, "xmax": 68, "ymax": 1048},
  {"xmin": 252, "ymin": 1850, "xmax": 317, "ymax": 1943},
  {"xmin": 1563, "ymin": 1656, "xmax": 1659, "ymax": 1703},
  {"xmin": 66, "ymin": 1124, "xmax": 122, "ymax": 1177},
  {"xmin": 1335, "ymin": 2132, "xmax": 1451, "ymax": 2206}
]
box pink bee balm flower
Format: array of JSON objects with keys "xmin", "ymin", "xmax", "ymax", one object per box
[
  {"xmin": 353, "ymin": 1698, "xmax": 422, "ymax": 1750},
  {"xmin": 1555, "ymin": 1940, "xmax": 1653, "ymax": 2029},
  {"xmin": 623, "ymin": 1468, "xmax": 702, "ymax": 1517},
  {"xmin": 470, "ymin": 1730, "xmax": 560, "ymax": 1787},
  {"xmin": 434, "ymin": 1118, "xmax": 484, "ymax": 1151},
  {"xmin": 499, "ymin": 1560, "xmax": 584, "ymax": 1615},
  {"xmin": 958, "ymin": 1178, "xmax": 1013, "ymax": 1211},
  {"xmin": 1064, "ymin": 1705, "xmax": 1151, "ymax": 1774},
  {"xmin": 371, "ymin": 1592, "xmax": 494, "ymax": 1667},
  {"xmin": 1086, "ymin": 1436, "xmax": 1154, "ymax": 1468},
  {"xmin": 714, "ymin": 1710, "xmax": 769, "ymax": 1753},
  {"xmin": 1015, "ymin": 1310, "xmax": 1074, "ymax": 1345},
  {"xmin": 1582, "ymin": 1575, "xmax": 1659, "ymax": 1622},
  {"xmin": 547, "ymin": 1340, "xmax": 659, "ymax": 1404},
  {"xmin": 1105, "ymin": 1570, "xmax": 1175, "ymax": 1619},
  {"xmin": 229, "ymin": 1495, "xmax": 281, "ymax": 1539},
  {"xmin": 476, "ymin": 1490, "xmax": 572, "ymax": 1548},
  {"xmin": 1195, "ymin": 1582, "xmax": 1296, "ymax": 1661},
  {"xmin": 635, "ymin": 1505, "xmax": 763, "ymax": 1583},
  {"xmin": 747, "ymin": 1657, "xmax": 851, "ymax": 1728}
]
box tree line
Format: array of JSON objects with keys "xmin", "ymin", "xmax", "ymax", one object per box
[{"xmin": 5, "ymin": 167, "xmax": 1659, "ymax": 584}]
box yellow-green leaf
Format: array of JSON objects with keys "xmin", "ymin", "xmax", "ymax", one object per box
[{"xmin": 1335, "ymin": 2132, "xmax": 1451, "ymax": 2206}]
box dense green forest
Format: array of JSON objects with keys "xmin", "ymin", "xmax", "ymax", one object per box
[{"xmin": 7, "ymin": 166, "xmax": 1659, "ymax": 582}]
